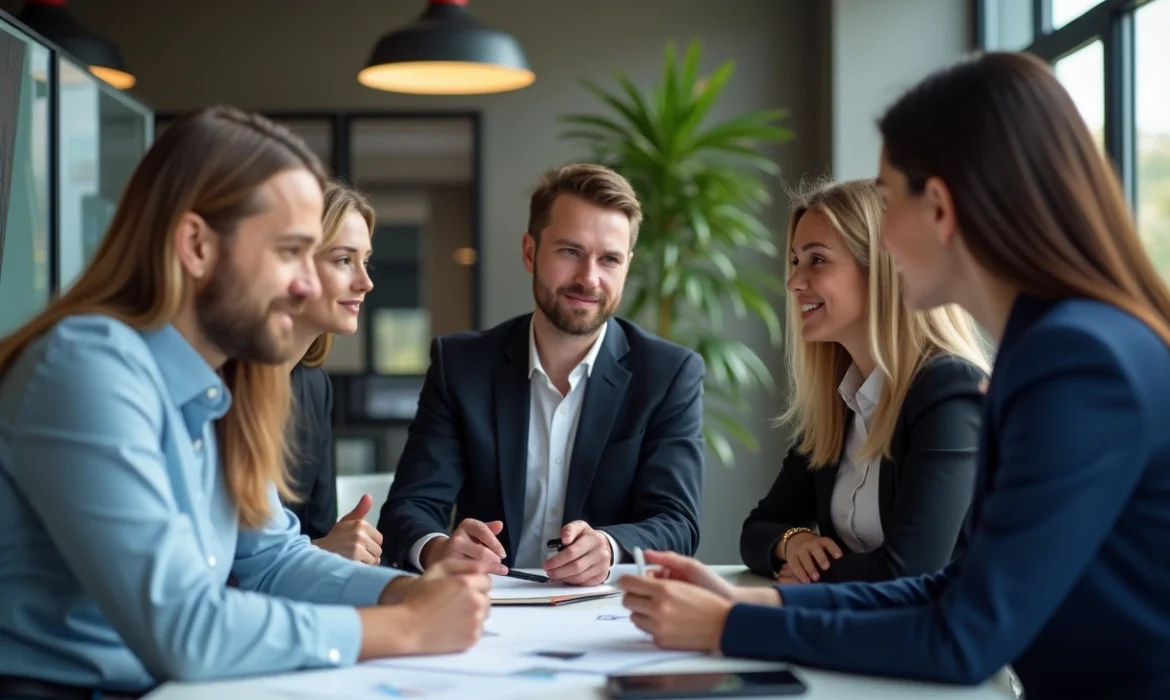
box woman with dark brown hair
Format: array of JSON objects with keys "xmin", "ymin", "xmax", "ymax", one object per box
[{"xmin": 615, "ymin": 52, "xmax": 1170, "ymax": 700}]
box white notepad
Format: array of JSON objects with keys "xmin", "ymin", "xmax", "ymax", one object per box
[{"xmin": 488, "ymin": 573, "xmax": 620, "ymax": 605}]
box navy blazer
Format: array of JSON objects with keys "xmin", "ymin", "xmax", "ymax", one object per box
[
  {"xmin": 721, "ymin": 295, "xmax": 1170, "ymax": 699},
  {"xmin": 376, "ymin": 314, "xmax": 705, "ymax": 571},
  {"xmin": 740, "ymin": 354, "xmax": 986, "ymax": 582}
]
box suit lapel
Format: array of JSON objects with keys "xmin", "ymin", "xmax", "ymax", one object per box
[
  {"xmin": 563, "ymin": 321, "xmax": 631, "ymax": 523},
  {"xmin": 494, "ymin": 317, "xmax": 532, "ymax": 560}
]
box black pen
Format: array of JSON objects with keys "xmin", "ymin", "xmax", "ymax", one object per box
[{"xmin": 503, "ymin": 569, "xmax": 550, "ymax": 583}]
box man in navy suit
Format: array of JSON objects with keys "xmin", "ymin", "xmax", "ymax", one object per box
[{"xmin": 377, "ymin": 163, "xmax": 704, "ymax": 586}]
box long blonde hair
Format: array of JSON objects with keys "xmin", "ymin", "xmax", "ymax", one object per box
[
  {"xmin": 778, "ymin": 177, "xmax": 990, "ymax": 467},
  {"xmin": 301, "ymin": 180, "xmax": 376, "ymax": 368},
  {"xmin": 0, "ymin": 106, "xmax": 328, "ymax": 528}
]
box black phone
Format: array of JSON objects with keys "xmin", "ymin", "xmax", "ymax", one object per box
[{"xmin": 606, "ymin": 670, "xmax": 807, "ymax": 699}]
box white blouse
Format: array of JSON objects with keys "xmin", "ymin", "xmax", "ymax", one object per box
[{"xmin": 830, "ymin": 363, "xmax": 885, "ymax": 553}]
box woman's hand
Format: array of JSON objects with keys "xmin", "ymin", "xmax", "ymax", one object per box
[
  {"xmin": 776, "ymin": 563, "xmax": 802, "ymax": 585},
  {"xmin": 618, "ymin": 575, "xmax": 732, "ymax": 652},
  {"xmin": 639, "ymin": 550, "xmax": 738, "ymax": 599},
  {"xmin": 778, "ymin": 532, "xmax": 842, "ymax": 583},
  {"xmin": 626, "ymin": 550, "xmax": 782, "ymax": 607}
]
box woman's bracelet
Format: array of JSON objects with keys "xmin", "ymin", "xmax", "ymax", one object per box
[{"xmin": 779, "ymin": 527, "xmax": 816, "ymax": 560}]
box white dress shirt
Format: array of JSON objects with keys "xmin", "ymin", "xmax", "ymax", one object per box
[
  {"xmin": 829, "ymin": 363, "xmax": 886, "ymax": 553},
  {"xmin": 410, "ymin": 317, "xmax": 620, "ymax": 570}
]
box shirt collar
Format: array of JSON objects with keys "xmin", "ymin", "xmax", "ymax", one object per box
[
  {"xmin": 838, "ymin": 362, "xmax": 883, "ymax": 419},
  {"xmin": 140, "ymin": 324, "xmax": 230, "ymax": 416},
  {"xmin": 528, "ymin": 316, "xmax": 608, "ymax": 380}
]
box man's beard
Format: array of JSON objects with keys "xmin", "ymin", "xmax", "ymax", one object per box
[
  {"xmin": 195, "ymin": 260, "xmax": 304, "ymax": 365},
  {"xmin": 532, "ymin": 264, "xmax": 618, "ymax": 336}
]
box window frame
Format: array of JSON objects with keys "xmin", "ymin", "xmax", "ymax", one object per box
[{"xmin": 976, "ymin": 0, "xmax": 1157, "ymax": 209}]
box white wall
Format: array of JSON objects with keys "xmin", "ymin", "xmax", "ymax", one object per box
[{"xmin": 831, "ymin": 0, "xmax": 973, "ymax": 179}]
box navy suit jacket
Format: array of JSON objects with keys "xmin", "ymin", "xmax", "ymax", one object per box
[
  {"xmin": 376, "ymin": 314, "xmax": 705, "ymax": 571},
  {"xmin": 721, "ymin": 295, "xmax": 1170, "ymax": 699}
]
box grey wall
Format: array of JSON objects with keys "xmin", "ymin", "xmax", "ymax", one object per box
[
  {"xmin": 831, "ymin": 0, "xmax": 974, "ymax": 179},
  {"xmin": 4, "ymin": 0, "xmax": 836, "ymax": 562}
]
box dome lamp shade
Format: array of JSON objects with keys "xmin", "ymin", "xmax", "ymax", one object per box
[
  {"xmin": 17, "ymin": 0, "xmax": 136, "ymax": 90},
  {"xmin": 358, "ymin": 0, "xmax": 534, "ymax": 95}
]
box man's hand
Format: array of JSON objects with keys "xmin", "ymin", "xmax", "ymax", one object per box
[
  {"xmin": 618, "ymin": 575, "xmax": 732, "ymax": 652},
  {"xmin": 542, "ymin": 521, "xmax": 612, "ymax": 586},
  {"xmin": 312, "ymin": 494, "xmax": 383, "ymax": 564},
  {"xmin": 358, "ymin": 559, "xmax": 492, "ymax": 659},
  {"xmin": 422, "ymin": 518, "xmax": 508, "ymax": 575},
  {"xmin": 397, "ymin": 559, "xmax": 493, "ymax": 654}
]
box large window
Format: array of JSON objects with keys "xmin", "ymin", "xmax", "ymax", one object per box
[
  {"xmin": 1053, "ymin": 39, "xmax": 1105, "ymax": 152},
  {"xmin": 980, "ymin": 0, "xmax": 1165, "ymax": 272},
  {"xmin": 1135, "ymin": 0, "xmax": 1170, "ymax": 277}
]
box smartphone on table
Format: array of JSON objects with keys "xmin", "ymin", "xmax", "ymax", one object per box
[{"xmin": 606, "ymin": 669, "xmax": 807, "ymax": 698}]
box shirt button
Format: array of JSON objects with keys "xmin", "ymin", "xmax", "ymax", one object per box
[
  {"xmin": 192, "ymin": 439, "xmax": 202, "ymax": 452},
  {"xmin": 206, "ymin": 388, "xmax": 219, "ymax": 400},
  {"xmin": 207, "ymin": 555, "xmax": 217, "ymax": 568},
  {"xmin": 328, "ymin": 649, "xmax": 340, "ymax": 663},
  {"xmin": 554, "ymin": 457, "xmax": 563, "ymax": 465},
  {"xmin": 558, "ymin": 406, "xmax": 566, "ymax": 414}
]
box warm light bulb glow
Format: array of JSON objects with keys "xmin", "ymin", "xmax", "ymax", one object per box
[
  {"xmin": 358, "ymin": 61, "xmax": 534, "ymax": 95},
  {"xmin": 89, "ymin": 65, "xmax": 136, "ymax": 90},
  {"xmin": 453, "ymin": 247, "xmax": 478, "ymax": 266}
]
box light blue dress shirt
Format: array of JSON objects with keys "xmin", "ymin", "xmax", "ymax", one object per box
[{"xmin": 0, "ymin": 315, "xmax": 406, "ymax": 691}]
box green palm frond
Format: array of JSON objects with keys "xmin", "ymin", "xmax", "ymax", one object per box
[{"xmin": 560, "ymin": 40, "xmax": 793, "ymax": 467}]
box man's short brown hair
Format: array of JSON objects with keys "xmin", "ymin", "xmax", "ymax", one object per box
[{"xmin": 527, "ymin": 163, "xmax": 643, "ymax": 249}]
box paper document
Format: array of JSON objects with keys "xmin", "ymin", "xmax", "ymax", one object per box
[
  {"xmin": 374, "ymin": 605, "xmax": 702, "ymax": 677},
  {"xmin": 489, "ymin": 573, "xmax": 619, "ymax": 605},
  {"xmin": 261, "ymin": 665, "xmax": 589, "ymax": 700}
]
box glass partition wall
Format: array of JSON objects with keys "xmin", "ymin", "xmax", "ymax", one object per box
[{"xmin": 0, "ymin": 12, "xmax": 153, "ymax": 335}]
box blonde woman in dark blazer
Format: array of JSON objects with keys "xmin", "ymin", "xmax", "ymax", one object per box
[{"xmin": 741, "ymin": 178, "xmax": 990, "ymax": 584}]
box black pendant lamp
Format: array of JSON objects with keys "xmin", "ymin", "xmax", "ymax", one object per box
[
  {"xmin": 358, "ymin": 0, "xmax": 534, "ymax": 95},
  {"xmin": 18, "ymin": 0, "xmax": 136, "ymax": 90}
]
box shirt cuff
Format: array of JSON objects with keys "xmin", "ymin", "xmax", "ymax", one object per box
[
  {"xmin": 409, "ymin": 533, "xmax": 448, "ymax": 571},
  {"xmin": 338, "ymin": 562, "xmax": 412, "ymax": 607},
  {"xmin": 312, "ymin": 604, "xmax": 366, "ymax": 668},
  {"xmin": 600, "ymin": 530, "xmax": 622, "ymax": 567}
]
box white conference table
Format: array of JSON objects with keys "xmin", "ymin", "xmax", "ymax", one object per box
[{"xmin": 145, "ymin": 565, "xmax": 1013, "ymax": 700}]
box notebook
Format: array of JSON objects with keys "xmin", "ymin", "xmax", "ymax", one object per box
[{"xmin": 488, "ymin": 573, "xmax": 621, "ymax": 606}]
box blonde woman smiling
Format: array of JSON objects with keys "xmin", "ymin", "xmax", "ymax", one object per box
[{"xmin": 740, "ymin": 177, "xmax": 989, "ymax": 584}]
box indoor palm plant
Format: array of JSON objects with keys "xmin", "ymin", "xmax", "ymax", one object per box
[{"xmin": 560, "ymin": 40, "xmax": 794, "ymax": 467}]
